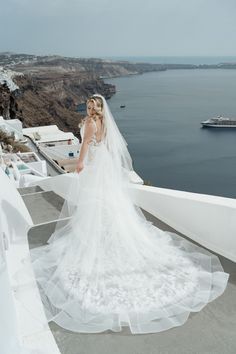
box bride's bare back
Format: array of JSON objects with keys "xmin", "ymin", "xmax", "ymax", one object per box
[
  {"xmin": 85, "ymin": 98, "xmax": 105, "ymax": 144},
  {"xmin": 85, "ymin": 115, "xmax": 104, "ymax": 143},
  {"xmin": 92, "ymin": 116, "xmax": 104, "ymax": 143}
]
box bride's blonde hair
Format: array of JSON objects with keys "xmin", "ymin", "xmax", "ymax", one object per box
[
  {"xmin": 91, "ymin": 96, "xmax": 106, "ymax": 138},
  {"xmin": 78, "ymin": 96, "xmax": 105, "ymax": 132},
  {"xmin": 87, "ymin": 96, "xmax": 104, "ymax": 119}
]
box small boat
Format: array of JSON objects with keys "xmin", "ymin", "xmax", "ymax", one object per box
[
  {"xmin": 120, "ymin": 104, "xmax": 126, "ymax": 108},
  {"xmin": 201, "ymin": 116, "xmax": 236, "ymax": 128}
]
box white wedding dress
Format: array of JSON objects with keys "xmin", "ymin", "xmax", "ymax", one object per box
[{"xmin": 18, "ymin": 118, "xmax": 229, "ymax": 334}]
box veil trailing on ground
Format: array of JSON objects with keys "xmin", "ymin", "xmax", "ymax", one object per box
[
  {"xmin": 12, "ymin": 94, "xmax": 229, "ymax": 335},
  {"xmin": 47, "ymin": 93, "xmax": 136, "ymax": 244}
]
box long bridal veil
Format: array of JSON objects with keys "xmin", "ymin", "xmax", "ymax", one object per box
[{"xmin": 13, "ymin": 94, "xmax": 229, "ymax": 334}]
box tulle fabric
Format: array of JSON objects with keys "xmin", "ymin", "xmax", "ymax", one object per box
[{"xmin": 13, "ymin": 125, "xmax": 229, "ymax": 334}]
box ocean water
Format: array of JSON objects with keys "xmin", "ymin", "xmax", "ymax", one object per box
[
  {"xmin": 102, "ymin": 56, "xmax": 236, "ymax": 65},
  {"xmin": 104, "ymin": 68, "xmax": 236, "ymax": 198}
]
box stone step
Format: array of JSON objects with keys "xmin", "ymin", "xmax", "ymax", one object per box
[
  {"xmin": 22, "ymin": 190, "xmax": 66, "ymax": 225},
  {"xmin": 28, "ymin": 219, "xmax": 70, "ymax": 248}
]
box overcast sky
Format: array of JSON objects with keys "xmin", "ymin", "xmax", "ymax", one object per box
[{"xmin": 0, "ymin": 0, "xmax": 236, "ymax": 57}]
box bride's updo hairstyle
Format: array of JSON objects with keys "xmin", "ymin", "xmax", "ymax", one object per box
[
  {"xmin": 89, "ymin": 95, "xmax": 106, "ymax": 138},
  {"xmin": 88, "ymin": 96, "xmax": 104, "ymax": 119},
  {"xmin": 78, "ymin": 96, "xmax": 103, "ymax": 129}
]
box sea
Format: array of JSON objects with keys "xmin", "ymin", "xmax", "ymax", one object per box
[{"xmin": 101, "ymin": 56, "xmax": 236, "ymax": 198}]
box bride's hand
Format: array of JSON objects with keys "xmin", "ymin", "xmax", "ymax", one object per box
[{"xmin": 76, "ymin": 161, "xmax": 84, "ymax": 174}]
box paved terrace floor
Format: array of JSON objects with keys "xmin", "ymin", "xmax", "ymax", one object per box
[{"xmin": 22, "ymin": 187, "xmax": 236, "ymax": 354}]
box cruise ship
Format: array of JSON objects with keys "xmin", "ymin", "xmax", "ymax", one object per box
[{"xmin": 201, "ymin": 115, "xmax": 236, "ymax": 128}]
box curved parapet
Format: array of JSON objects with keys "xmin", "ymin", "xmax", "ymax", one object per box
[{"xmin": 129, "ymin": 184, "xmax": 236, "ymax": 262}]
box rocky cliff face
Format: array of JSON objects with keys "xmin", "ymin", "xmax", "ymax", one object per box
[
  {"xmin": 0, "ymin": 53, "xmax": 166, "ymax": 137},
  {"xmin": 0, "ymin": 82, "xmax": 19, "ymax": 119},
  {"xmin": 13, "ymin": 73, "xmax": 115, "ymax": 136}
]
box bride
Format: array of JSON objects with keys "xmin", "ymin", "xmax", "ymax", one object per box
[{"xmin": 15, "ymin": 94, "xmax": 229, "ymax": 334}]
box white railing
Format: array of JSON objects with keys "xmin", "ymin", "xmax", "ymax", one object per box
[{"xmin": 129, "ymin": 184, "xmax": 236, "ymax": 262}]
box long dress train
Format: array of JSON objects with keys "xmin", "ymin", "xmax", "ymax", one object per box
[{"xmin": 14, "ymin": 119, "xmax": 229, "ymax": 334}]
